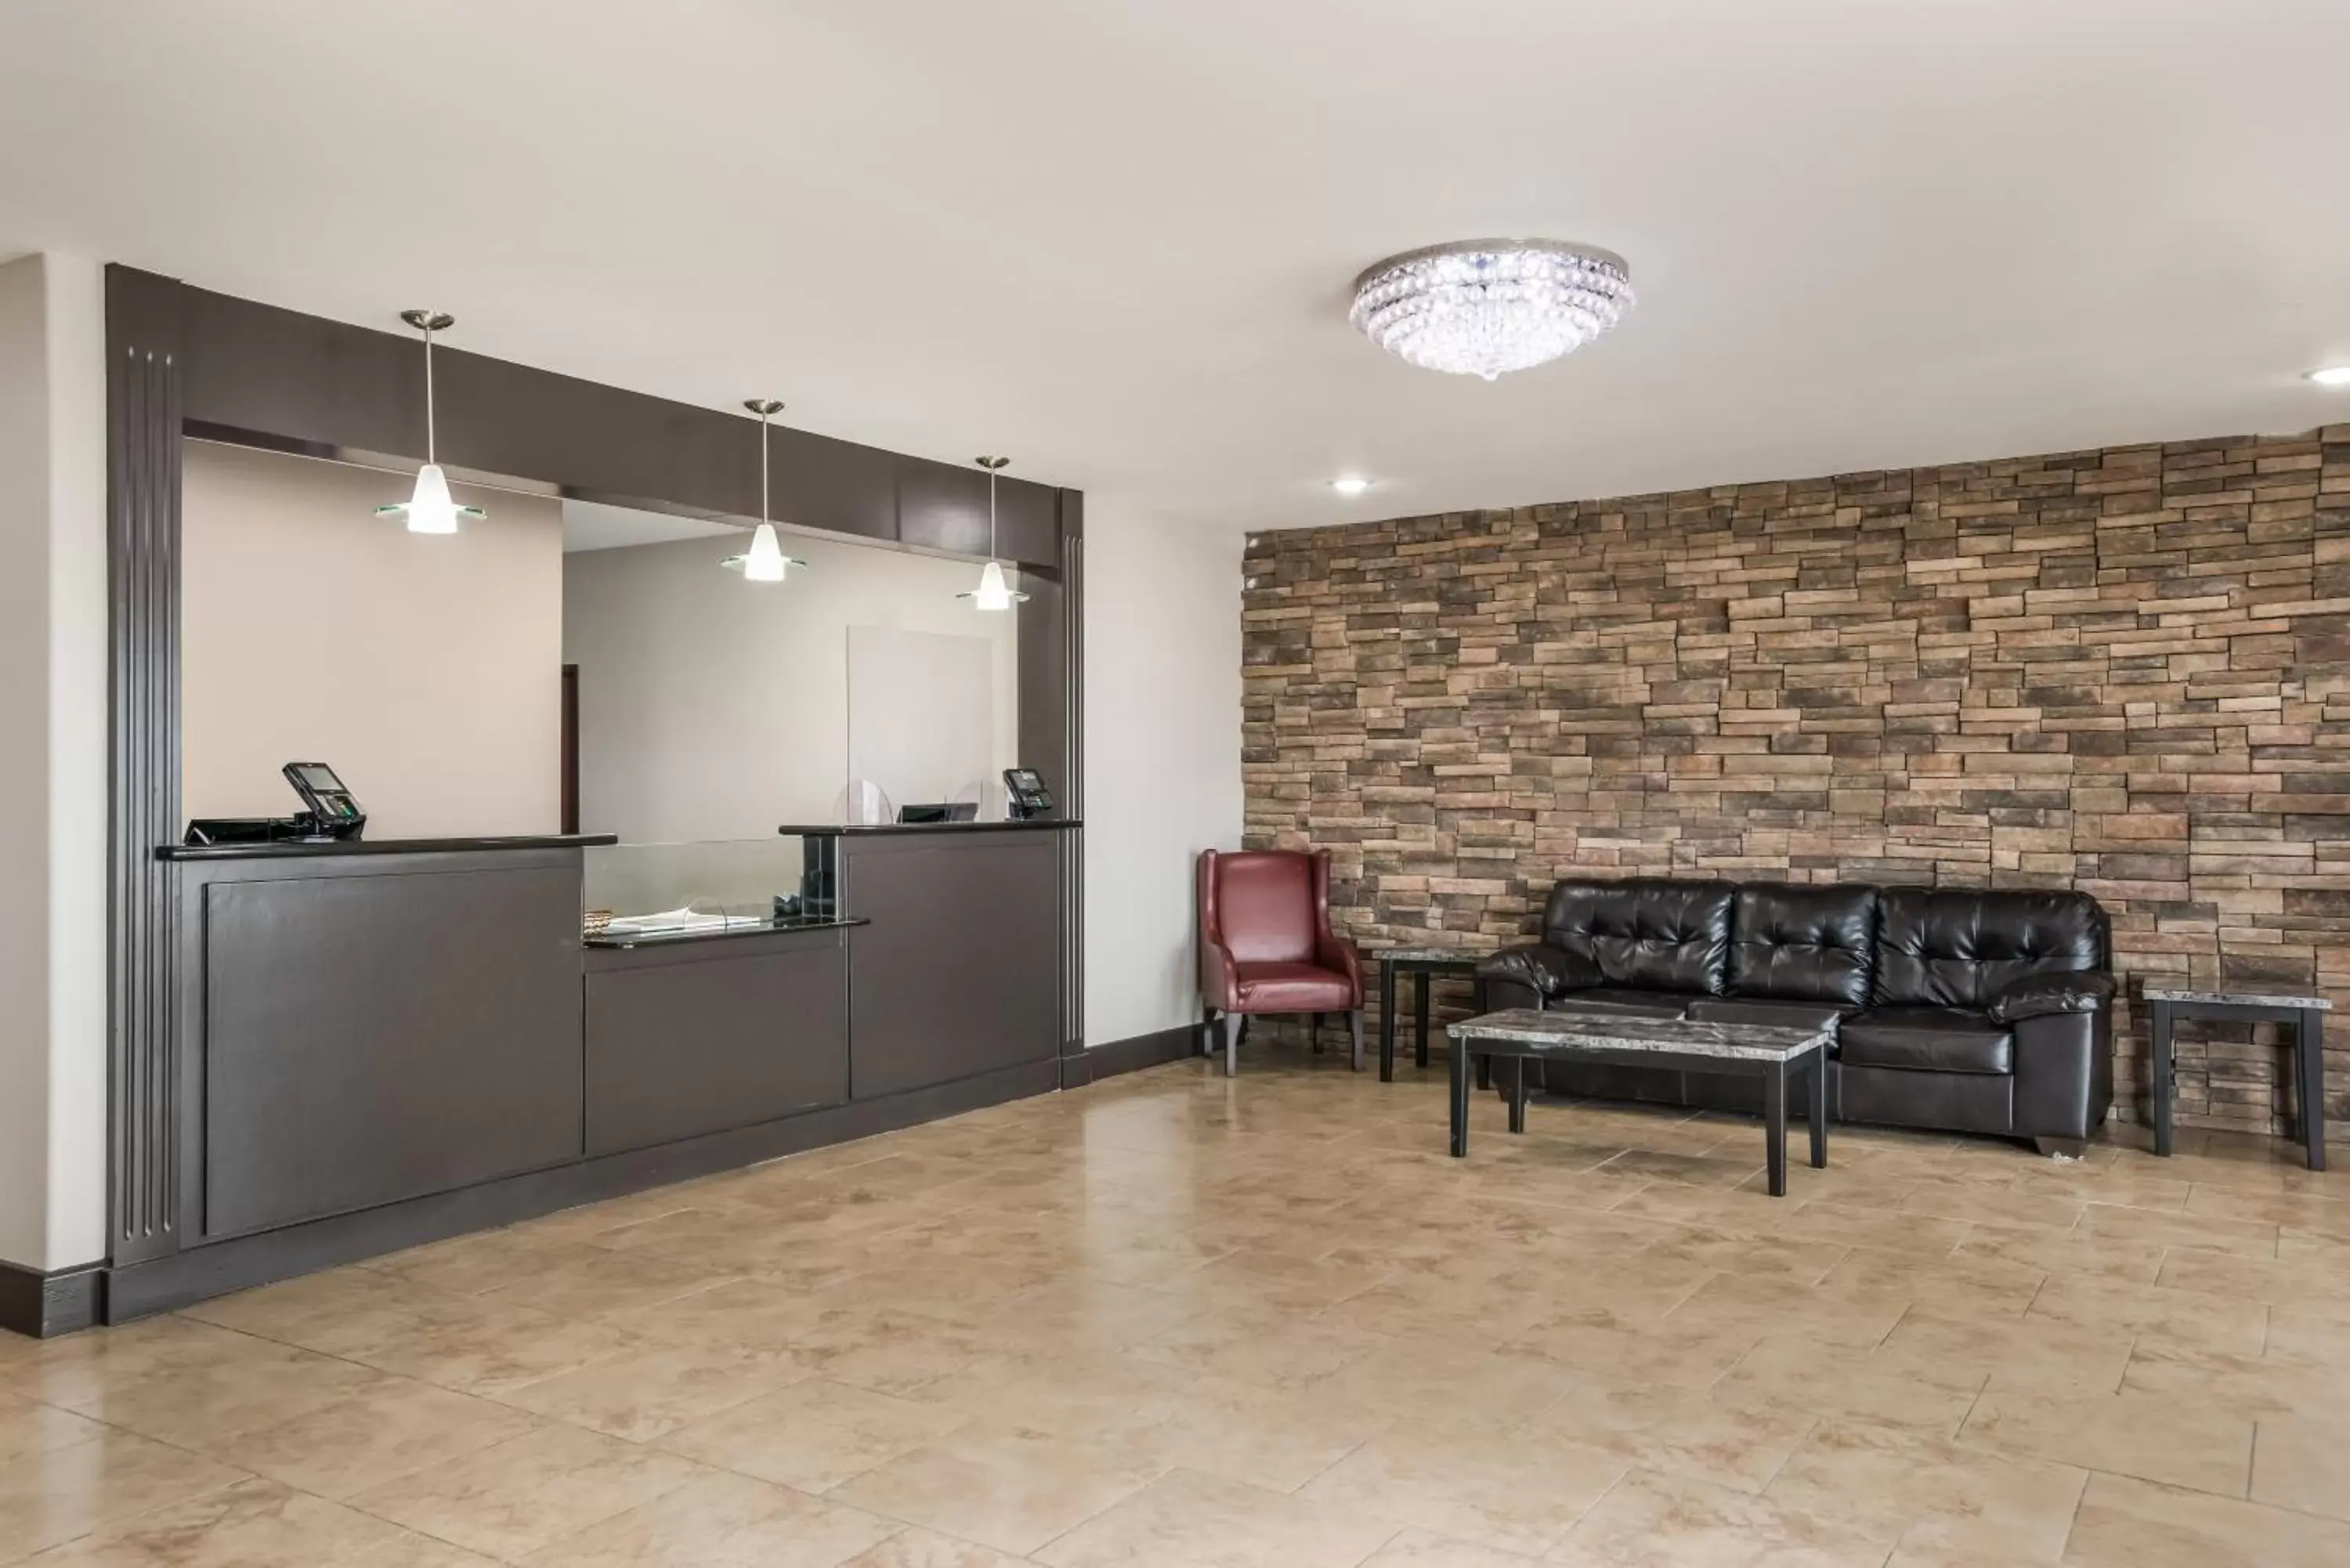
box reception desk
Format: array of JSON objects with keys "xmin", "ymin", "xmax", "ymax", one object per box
[
  {"xmin": 786, "ymin": 822, "xmax": 1072, "ymax": 1100},
  {"xmin": 109, "ymin": 821, "xmax": 1077, "ymax": 1321}
]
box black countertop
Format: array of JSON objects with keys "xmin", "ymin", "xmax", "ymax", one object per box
[
  {"xmin": 778, "ymin": 820, "xmax": 1081, "ymax": 836},
  {"xmin": 159, "ymin": 833, "xmax": 619, "ymax": 862},
  {"xmin": 584, "ymin": 915, "xmax": 870, "ymax": 950}
]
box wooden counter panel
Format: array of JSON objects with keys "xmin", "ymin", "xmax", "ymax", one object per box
[
  {"xmin": 844, "ymin": 833, "xmax": 1061, "ymax": 1099},
  {"xmin": 199, "ymin": 862, "xmax": 584, "ymax": 1238},
  {"xmin": 584, "ymin": 930, "xmax": 850, "ymax": 1156}
]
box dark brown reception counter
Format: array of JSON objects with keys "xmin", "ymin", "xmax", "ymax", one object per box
[
  {"xmin": 109, "ymin": 822, "xmax": 1077, "ymax": 1322},
  {"xmin": 786, "ymin": 821, "xmax": 1077, "ymax": 1103}
]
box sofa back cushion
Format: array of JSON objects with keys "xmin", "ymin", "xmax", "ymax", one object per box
[
  {"xmin": 1726, "ymin": 883, "xmax": 1878, "ymax": 1006},
  {"xmin": 1542, "ymin": 878, "xmax": 1732, "ymax": 995},
  {"xmin": 1873, "ymin": 886, "xmax": 2106, "ymax": 1009}
]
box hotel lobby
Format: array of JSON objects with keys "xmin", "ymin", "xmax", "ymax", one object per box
[{"xmin": 2, "ymin": 4, "xmax": 2347, "ymax": 1565}]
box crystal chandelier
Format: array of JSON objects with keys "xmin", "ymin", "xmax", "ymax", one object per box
[{"xmin": 1350, "ymin": 240, "xmax": 1634, "ymax": 381}]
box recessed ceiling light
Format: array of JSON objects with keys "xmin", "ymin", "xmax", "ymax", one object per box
[
  {"xmin": 1329, "ymin": 476, "xmax": 1372, "ymax": 496},
  {"xmin": 2308, "ymin": 366, "xmax": 2350, "ymax": 387}
]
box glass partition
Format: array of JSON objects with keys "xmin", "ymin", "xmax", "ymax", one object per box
[{"xmin": 582, "ymin": 837, "xmax": 820, "ymax": 942}]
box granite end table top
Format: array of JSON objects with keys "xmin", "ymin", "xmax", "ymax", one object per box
[
  {"xmin": 2142, "ymin": 986, "xmax": 2333, "ymax": 1011},
  {"xmin": 1375, "ymin": 945, "xmax": 1488, "ymax": 966},
  {"xmin": 1447, "ymin": 1009, "xmax": 1830, "ymax": 1062}
]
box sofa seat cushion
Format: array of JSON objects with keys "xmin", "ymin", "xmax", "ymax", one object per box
[
  {"xmin": 1841, "ymin": 1007, "xmax": 2013, "ymax": 1075},
  {"xmin": 1546, "ymin": 988, "xmax": 1694, "ymax": 1021},
  {"xmin": 1231, "ymin": 961, "xmax": 1355, "ymax": 1012},
  {"xmin": 1684, "ymin": 998, "xmax": 1849, "ymax": 1036},
  {"xmin": 1838, "ymin": 1062, "xmax": 2015, "ymax": 1136}
]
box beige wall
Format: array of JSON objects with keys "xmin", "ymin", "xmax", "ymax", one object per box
[
  {"xmin": 181, "ymin": 441, "xmax": 562, "ymax": 837},
  {"xmin": 562, "ymin": 530, "xmax": 1019, "ymax": 844}
]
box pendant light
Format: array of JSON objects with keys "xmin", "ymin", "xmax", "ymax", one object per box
[
  {"xmin": 376, "ymin": 310, "xmax": 483, "ymax": 535},
  {"xmin": 721, "ymin": 399, "xmax": 807, "ymax": 583},
  {"xmin": 957, "ymin": 456, "xmax": 1029, "ymax": 612}
]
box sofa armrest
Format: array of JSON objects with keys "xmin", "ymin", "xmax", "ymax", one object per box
[
  {"xmin": 2012, "ymin": 1006, "xmax": 2114, "ymax": 1142},
  {"xmin": 1477, "ymin": 942, "xmax": 1603, "ymax": 1002},
  {"xmin": 1988, "ymin": 970, "xmax": 2115, "ymax": 1024}
]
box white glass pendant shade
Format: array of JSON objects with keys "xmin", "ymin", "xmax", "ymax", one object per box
[
  {"xmin": 718, "ymin": 524, "xmax": 805, "ymax": 580},
  {"xmin": 403, "ymin": 462, "xmax": 458, "ymax": 534},
  {"xmin": 376, "ymin": 461, "xmax": 483, "ymax": 535},
  {"xmin": 960, "ymin": 559, "xmax": 1028, "ymax": 612},
  {"xmin": 743, "ymin": 522, "xmax": 788, "ymax": 582}
]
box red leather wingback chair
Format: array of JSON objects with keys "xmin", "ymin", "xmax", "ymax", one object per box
[{"xmin": 1197, "ymin": 848, "xmax": 1365, "ymax": 1075}]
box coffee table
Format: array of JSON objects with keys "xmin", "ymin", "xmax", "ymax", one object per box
[{"xmin": 1445, "ymin": 1010, "xmax": 1831, "ymax": 1196}]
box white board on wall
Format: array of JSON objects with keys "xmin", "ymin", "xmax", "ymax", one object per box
[{"xmin": 846, "ymin": 625, "xmax": 1000, "ymax": 816}]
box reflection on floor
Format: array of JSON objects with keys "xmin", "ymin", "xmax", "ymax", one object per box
[{"xmin": 4, "ymin": 1039, "xmax": 2349, "ymax": 1566}]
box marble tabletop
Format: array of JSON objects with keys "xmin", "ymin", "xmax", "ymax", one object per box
[
  {"xmin": 1447, "ymin": 1008, "xmax": 1830, "ymax": 1061},
  {"xmin": 1376, "ymin": 945, "xmax": 1487, "ymax": 965},
  {"xmin": 2142, "ymin": 986, "xmax": 2332, "ymax": 1011}
]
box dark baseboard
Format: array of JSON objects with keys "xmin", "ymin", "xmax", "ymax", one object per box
[
  {"xmin": 1064, "ymin": 1024, "xmax": 1201, "ymax": 1088},
  {"xmin": 0, "ymin": 1259, "xmax": 104, "ymax": 1340},
  {"xmin": 103, "ymin": 1057, "xmax": 1062, "ymax": 1325}
]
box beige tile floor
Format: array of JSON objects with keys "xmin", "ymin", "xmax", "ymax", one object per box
[{"xmin": 5, "ymin": 1039, "xmax": 2350, "ymax": 1566}]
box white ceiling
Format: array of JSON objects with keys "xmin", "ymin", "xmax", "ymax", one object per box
[
  {"xmin": 3, "ymin": 2, "xmax": 2346, "ymax": 531},
  {"xmin": 561, "ymin": 499, "xmax": 741, "ymax": 555}
]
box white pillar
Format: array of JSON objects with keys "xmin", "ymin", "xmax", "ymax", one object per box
[
  {"xmin": 1080, "ymin": 499, "xmax": 1246, "ymax": 1047},
  {"xmin": 0, "ymin": 251, "xmax": 110, "ymax": 1274}
]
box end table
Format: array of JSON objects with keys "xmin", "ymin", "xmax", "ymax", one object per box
[
  {"xmin": 1376, "ymin": 947, "xmax": 1487, "ymax": 1083},
  {"xmin": 2145, "ymin": 986, "xmax": 2333, "ymax": 1170}
]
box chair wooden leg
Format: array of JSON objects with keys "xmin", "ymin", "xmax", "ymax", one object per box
[
  {"xmin": 1198, "ymin": 1003, "xmax": 1214, "ymax": 1057},
  {"xmin": 1348, "ymin": 1009, "xmax": 1364, "ymax": 1072},
  {"xmin": 1220, "ymin": 1013, "xmax": 1241, "ymax": 1077},
  {"xmin": 1311, "ymin": 1012, "xmax": 1325, "ymax": 1053}
]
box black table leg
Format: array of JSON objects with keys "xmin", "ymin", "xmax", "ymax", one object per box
[
  {"xmin": 1449, "ymin": 1036, "xmax": 1473, "ymax": 1157},
  {"xmin": 2150, "ymin": 999, "xmax": 2175, "ymax": 1158},
  {"xmin": 1764, "ymin": 1061, "xmax": 1788, "ymax": 1197},
  {"xmin": 1808, "ymin": 1052, "xmax": 1828, "ymax": 1169},
  {"xmin": 1379, "ymin": 961, "xmax": 1398, "ymax": 1082},
  {"xmin": 2299, "ymin": 1007, "xmax": 2327, "ymax": 1172},
  {"xmin": 1414, "ymin": 976, "xmax": 1431, "ymax": 1071},
  {"xmin": 1508, "ymin": 1057, "xmax": 1527, "ymax": 1133}
]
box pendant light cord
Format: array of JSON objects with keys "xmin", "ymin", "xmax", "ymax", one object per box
[
  {"xmin": 987, "ymin": 462, "xmax": 997, "ymax": 560},
  {"xmin": 760, "ymin": 404, "xmax": 771, "ymax": 525},
  {"xmin": 422, "ymin": 320, "xmax": 437, "ymax": 464}
]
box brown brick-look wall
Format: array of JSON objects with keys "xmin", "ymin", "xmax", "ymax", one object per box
[{"xmin": 1242, "ymin": 429, "xmax": 2350, "ymax": 1139}]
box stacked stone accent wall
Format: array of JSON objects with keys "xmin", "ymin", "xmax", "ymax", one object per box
[{"xmin": 1242, "ymin": 429, "xmax": 2350, "ymax": 1137}]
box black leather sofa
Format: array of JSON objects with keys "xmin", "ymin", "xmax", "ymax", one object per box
[{"xmin": 1477, "ymin": 879, "xmax": 2116, "ymax": 1154}]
